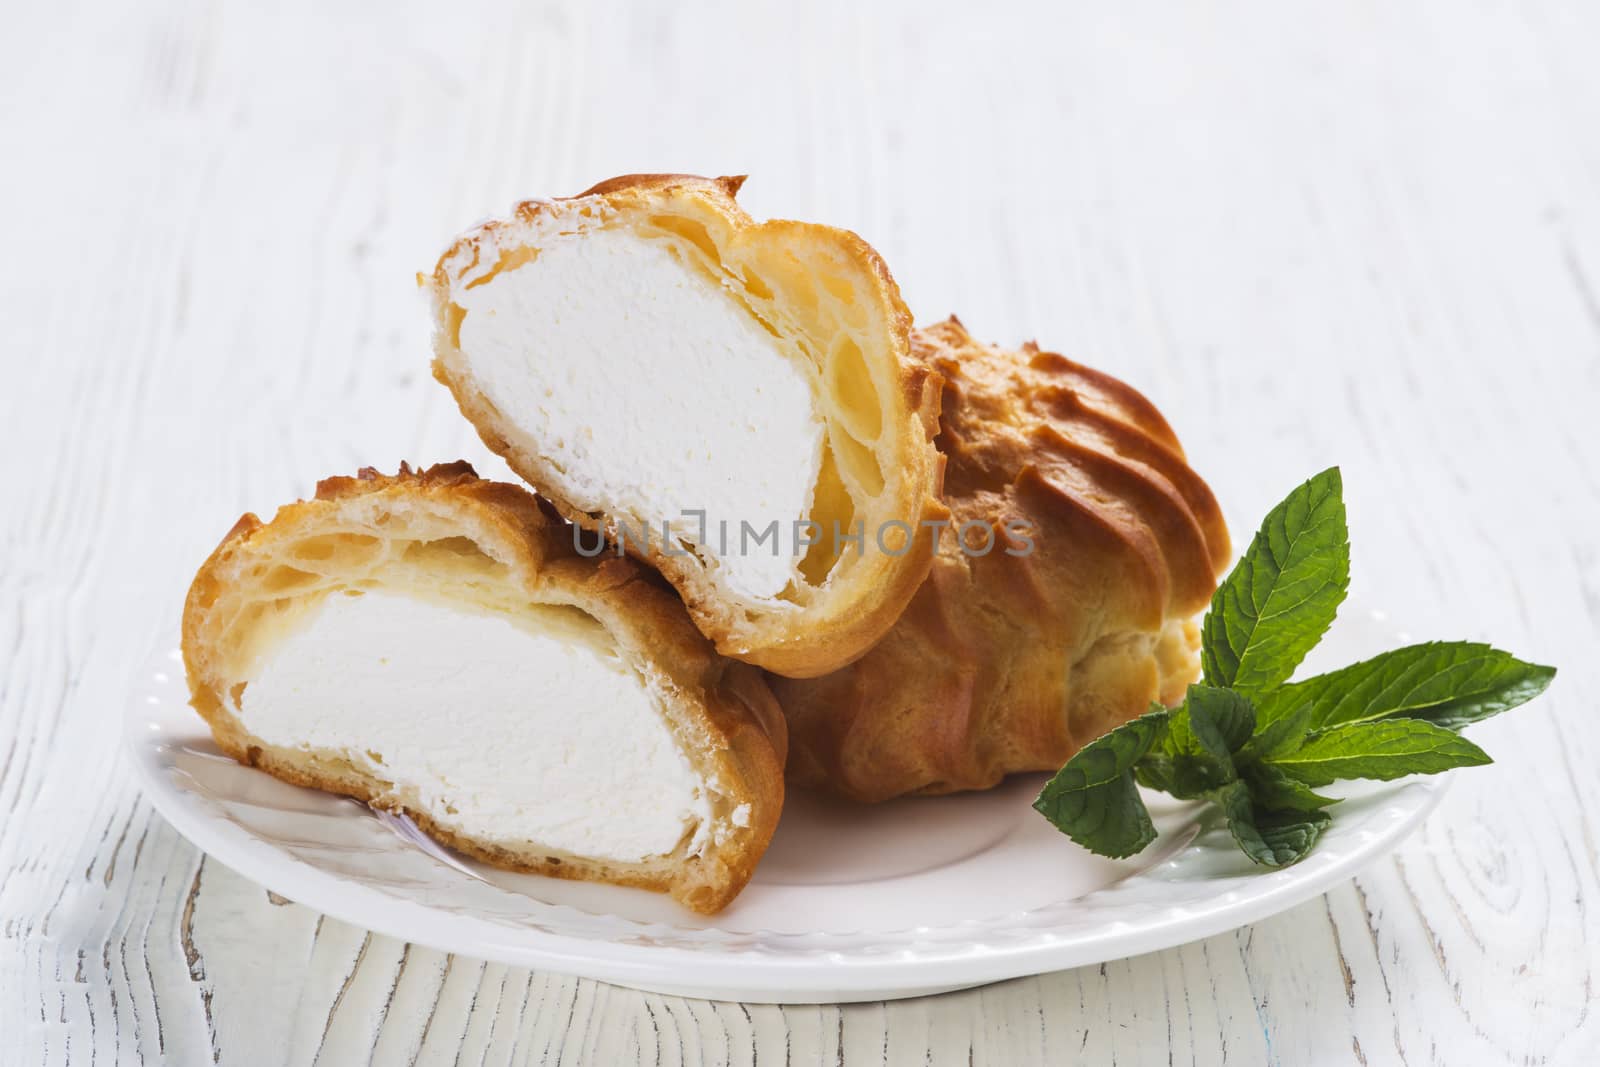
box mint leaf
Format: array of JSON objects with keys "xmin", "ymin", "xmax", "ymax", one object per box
[
  {"xmin": 1134, "ymin": 751, "xmax": 1230, "ymax": 799},
  {"xmin": 1034, "ymin": 711, "xmax": 1167, "ymax": 858},
  {"xmin": 1211, "ymin": 781, "xmax": 1332, "ymax": 867},
  {"xmin": 1255, "ymin": 642, "xmax": 1555, "ymax": 731},
  {"xmin": 1246, "ymin": 810, "xmax": 1332, "ymax": 866},
  {"xmin": 1139, "ymin": 687, "xmax": 1253, "ymax": 797},
  {"xmin": 1242, "ymin": 763, "xmax": 1337, "ymax": 812},
  {"xmin": 1184, "ymin": 685, "xmax": 1256, "ymax": 761},
  {"xmin": 1202, "ymin": 468, "xmax": 1349, "ymax": 695},
  {"xmin": 1242, "ymin": 701, "xmax": 1314, "ymax": 761},
  {"xmin": 1269, "ymin": 719, "xmax": 1491, "ymax": 787}
]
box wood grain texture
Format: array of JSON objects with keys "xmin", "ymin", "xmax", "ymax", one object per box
[{"xmin": 2, "ymin": 0, "xmax": 1597, "ymax": 1063}]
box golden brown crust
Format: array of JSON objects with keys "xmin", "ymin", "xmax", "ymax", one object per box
[
  {"xmin": 424, "ymin": 174, "xmax": 946, "ymax": 678},
  {"xmin": 771, "ymin": 320, "xmax": 1230, "ymax": 802},
  {"xmin": 182, "ymin": 462, "xmax": 784, "ymax": 913}
]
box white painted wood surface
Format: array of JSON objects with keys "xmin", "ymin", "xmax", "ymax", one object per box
[{"xmin": 3, "ymin": 0, "xmax": 1597, "ymax": 1062}]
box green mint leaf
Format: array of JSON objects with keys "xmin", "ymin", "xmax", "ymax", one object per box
[
  {"xmin": 1202, "ymin": 468, "xmax": 1350, "ymax": 695},
  {"xmin": 1134, "ymin": 752, "xmax": 1231, "ymax": 799},
  {"xmin": 1184, "ymin": 685, "xmax": 1256, "ymax": 760},
  {"xmin": 1242, "ymin": 763, "xmax": 1338, "ymax": 812},
  {"xmin": 1211, "ymin": 781, "xmax": 1332, "ymax": 867},
  {"xmin": 1139, "ymin": 687, "xmax": 1253, "ymax": 797},
  {"xmin": 1254, "ymin": 642, "xmax": 1556, "ymax": 731},
  {"xmin": 1034, "ymin": 711, "xmax": 1167, "ymax": 858},
  {"xmin": 1159, "ymin": 702, "xmax": 1198, "ymax": 756},
  {"xmin": 1268, "ymin": 718, "xmax": 1491, "ymax": 787},
  {"xmin": 1130, "ymin": 759, "xmax": 1175, "ymax": 795},
  {"xmin": 1242, "ymin": 701, "xmax": 1315, "ymax": 761}
]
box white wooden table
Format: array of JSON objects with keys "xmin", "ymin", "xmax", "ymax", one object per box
[{"xmin": 4, "ymin": 1, "xmax": 1598, "ymax": 1062}]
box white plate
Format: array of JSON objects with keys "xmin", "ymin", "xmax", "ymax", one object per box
[{"xmin": 127, "ymin": 610, "xmax": 1448, "ymax": 1003}]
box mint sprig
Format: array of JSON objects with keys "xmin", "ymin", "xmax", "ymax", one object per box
[{"xmin": 1034, "ymin": 467, "xmax": 1555, "ymax": 868}]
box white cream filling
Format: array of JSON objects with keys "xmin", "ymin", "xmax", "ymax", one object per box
[
  {"xmin": 237, "ymin": 591, "xmax": 712, "ymax": 864},
  {"xmin": 454, "ymin": 228, "xmax": 825, "ymax": 600}
]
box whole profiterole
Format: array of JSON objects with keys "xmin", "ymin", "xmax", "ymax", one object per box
[{"xmin": 771, "ymin": 318, "xmax": 1231, "ymax": 803}]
